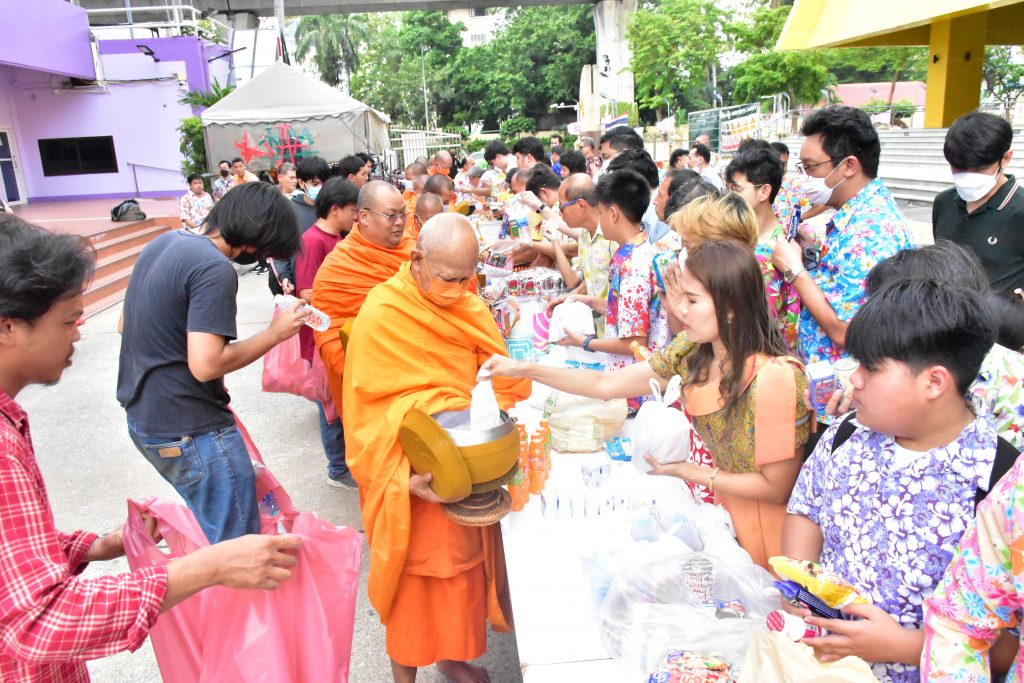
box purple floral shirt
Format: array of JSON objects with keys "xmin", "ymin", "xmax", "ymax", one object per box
[
  {"xmin": 799, "ymin": 178, "xmax": 914, "ymax": 363},
  {"xmin": 789, "ymin": 413, "xmax": 999, "ymax": 683}
]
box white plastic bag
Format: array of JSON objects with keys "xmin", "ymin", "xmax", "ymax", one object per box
[
  {"xmin": 632, "ymin": 377, "xmax": 691, "ymax": 473},
  {"xmin": 470, "ymin": 378, "xmax": 502, "ymax": 430},
  {"xmin": 599, "ymin": 551, "xmax": 779, "ymax": 679},
  {"xmin": 542, "ymin": 390, "xmax": 627, "ymax": 452},
  {"xmin": 548, "ymin": 300, "xmax": 595, "ymax": 342}
]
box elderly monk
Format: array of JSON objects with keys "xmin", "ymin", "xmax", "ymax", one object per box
[
  {"xmin": 343, "ymin": 213, "xmax": 531, "ymax": 683},
  {"xmin": 412, "ymin": 192, "xmax": 444, "ymax": 239},
  {"xmin": 312, "ymin": 181, "xmax": 415, "ymax": 417}
]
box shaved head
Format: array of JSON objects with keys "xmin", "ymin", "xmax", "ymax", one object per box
[
  {"xmin": 415, "ymin": 192, "xmax": 444, "ymax": 223},
  {"xmin": 357, "ymin": 180, "xmax": 402, "ymax": 211},
  {"xmin": 412, "ymin": 214, "xmax": 479, "ymax": 295},
  {"xmin": 357, "ymin": 181, "xmax": 406, "ymax": 247},
  {"xmin": 405, "ymin": 162, "xmax": 428, "ymax": 179},
  {"xmin": 432, "ymin": 150, "xmax": 453, "ymax": 167}
]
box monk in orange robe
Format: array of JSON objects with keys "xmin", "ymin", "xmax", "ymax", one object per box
[
  {"xmin": 343, "ymin": 214, "xmax": 530, "ymax": 683},
  {"xmin": 411, "ymin": 192, "xmax": 444, "ymax": 240},
  {"xmin": 312, "ymin": 181, "xmax": 415, "ymax": 415}
]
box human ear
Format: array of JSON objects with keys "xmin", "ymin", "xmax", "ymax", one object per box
[{"xmin": 921, "ymin": 365, "xmax": 954, "ymax": 400}]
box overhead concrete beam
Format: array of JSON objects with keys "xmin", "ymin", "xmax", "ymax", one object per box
[{"xmin": 78, "ymin": 0, "xmax": 593, "ymax": 17}]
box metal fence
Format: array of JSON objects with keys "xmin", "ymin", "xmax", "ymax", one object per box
[{"xmin": 386, "ymin": 129, "xmax": 464, "ymax": 172}]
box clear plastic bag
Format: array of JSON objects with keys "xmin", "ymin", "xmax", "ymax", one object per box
[
  {"xmin": 542, "ymin": 390, "xmax": 627, "ymax": 452},
  {"xmin": 470, "ymin": 378, "xmax": 502, "ymax": 430},
  {"xmin": 599, "ymin": 551, "xmax": 779, "ymax": 679},
  {"xmin": 632, "ymin": 376, "xmax": 691, "ymax": 473}
]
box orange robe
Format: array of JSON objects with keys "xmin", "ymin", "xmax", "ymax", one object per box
[
  {"xmin": 342, "ymin": 262, "xmax": 531, "ymax": 666},
  {"xmin": 311, "ymin": 226, "xmax": 415, "ymax": 413}
]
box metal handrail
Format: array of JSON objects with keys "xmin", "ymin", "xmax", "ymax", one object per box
[{"xmin": 85, "ymin": 4, "xmax": 231, "ymax": 43}]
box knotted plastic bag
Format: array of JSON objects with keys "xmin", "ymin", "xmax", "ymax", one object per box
[
  {"xmin": 632, "ymin": 376, "xmax": 692, "ymax": 473},
  {"xmin": 470, "ymin": 378, "xmax": 503, "ymax": 430}
]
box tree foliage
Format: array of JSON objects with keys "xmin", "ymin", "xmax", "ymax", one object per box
[
  {"xmin": 177, "ymin": 116, "xmax": 208, "ymax": 186},
  {"xmin": 983, "ymin": 47, "xmax": 1024, "ymax": 118},
  {"xmin": 178, "ymin": 78, "xmax": 234, "ymax": 109},
  {"xmin": 294, "ymin": 14, "xmax": 370, "ymax": 94}
]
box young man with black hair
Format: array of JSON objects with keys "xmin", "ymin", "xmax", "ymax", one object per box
[
  {"xmin": 688, "ymin": 143, "xmax": 723, "ymax": 191},
  {"xmin": 606, "ymin": 148, "xmax": 676, "ymax": 248},
  {"xmin": 230, "ymin": 157, "xmax": 258, "ymax": 185},
  {"xmin": 771, "ymin": 105, "xmax": 913, "ymax": 367},
  {"xmin": 336, "ymin": 154, "xmax": 370, "ymax": 187},
  {"xmin": 598, "ymin": 125, "xmax": 643, "ymax": 163},
  {"xmin": 783, "ymin": 278, "xmax": 1015, "ymax": 683},
  {"xmin": 933, "ymin": 111, "xmax": 1024, "ymax": 292},
  {"xmin": 655, "ymin": 169, "xmax": 699, "ymax": 222},
  {"xmin": 550, "ymin": 144, "xmax": 565, "ymax": 176},
  {"xmin": 212, "ymin": 159, "xmax": 234, "ymax": 201},
  {"xmin": 559, "ymin": 149, "xmax": 587, "ymax": 177},
  {"xmin": 0, "ymin": 216, "xmax": 303, "ymax": 681},
  {"xmin": 295, "ymin": 177, "xmax": 360, "ymax": 491},
  {"xmin": 117, "ymin": 182, "xmax": 306, "ymax": 543},
  {"xmin": 669, "ymin": 148, "xmax": 688, "ymax": 169},
  {"xmin": 513, "ymin": 165, "xmax": 577, "ymax": 267},
  {"xmin": 512, "ymin": 136, "xmax": 547, "ymax": 171},
  {"xmin": 557, "ymin": 170, "xmax": 670, "ymax": 411},
  {"xmin": 481, "ymin": 140, "xmax": 514, "ymax": 197},
  {"xmin": 179, "ymin": 173, "xmax": 214, "ymax": 232}
]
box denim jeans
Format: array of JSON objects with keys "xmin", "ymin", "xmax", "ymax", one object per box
[
  {"xmin": 127, "ymin": 417, "xmax": 260, "ymax": 543},
  {"xmin": 317, "ymin": 400, "xmax": 349, "ymax": 479}
]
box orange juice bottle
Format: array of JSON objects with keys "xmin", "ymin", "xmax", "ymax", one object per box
[
  {"xmin": 507, "ymin": 467, "xmax": 527, "ymax": 512},
  {"xmin": 529, "ymin": 438, "xmax": 545, "ymax": 494},
  {"xmin": 518, "ymin": 435, "xmax": 530, "ymax": 491},
  {"xmin": 539, "ymin": 419, "xmax": 552, "ymax": 475},
  {"xmin": 533, "ymin": 430, "xmax": 548, "ymax": 481}
]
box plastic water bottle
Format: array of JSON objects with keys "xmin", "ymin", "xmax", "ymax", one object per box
[{"xmin": 274, "ymin": 294, "xmax": 331, "ymax": 332}]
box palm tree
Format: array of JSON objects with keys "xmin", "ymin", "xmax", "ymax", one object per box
[
  {"xmin": 294, "ymin": 14, "xmax": 369, "ymax": 95},
  {"xmin": 178, "ymin": 78, "xmax": 234, "ymax": 109}
]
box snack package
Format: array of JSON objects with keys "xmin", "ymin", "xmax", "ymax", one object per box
[
  {"xmin": 768, "ymin": 556, "xmax": 868, "ymax": 610},
  {"xmin": 647, "ymin": 650, "xmax": 734, "ymax": 683}
]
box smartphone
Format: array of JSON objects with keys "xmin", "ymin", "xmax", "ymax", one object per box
[{"xmin": 652, "ymin": 250, "xmax": 679, "ymax": 292}]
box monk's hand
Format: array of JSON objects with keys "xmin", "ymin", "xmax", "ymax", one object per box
[
  {"xmin": 478, "ymin": 354, "xmax": 523, "ymax": 379},
  {"xmin": 269, "ymin": 299, "xmax": 307, "ymax": 342},
  {"xmin": 409, "ymin": 472, "xmax": 460, "ymax": 504}
]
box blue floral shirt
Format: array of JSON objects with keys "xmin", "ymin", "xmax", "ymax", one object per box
[
  {"xmin": 799, "ymin": 178, "xmax": 914, "ymax": 363},
  {"xmin": 788, "ymin": 413, "xmax": 999, "ymax": 683}
]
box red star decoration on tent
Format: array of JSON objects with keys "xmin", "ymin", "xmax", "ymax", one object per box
[{"xmin": 233, "ymin": 131, "xmax": 271, "ymax": 165}]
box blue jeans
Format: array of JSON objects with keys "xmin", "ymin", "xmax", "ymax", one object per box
[
  {"xmin": 127, "ymin": 417, "xmax": 259, "ymax": 543},
  {"xmin": 317, "ymin": 401, "xmax": 349, "ymax": 479}
]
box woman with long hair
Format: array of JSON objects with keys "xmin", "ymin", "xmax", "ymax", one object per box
[{"xmin": 481, "ymin": 241, "xmax": 811, "ymax": 568}]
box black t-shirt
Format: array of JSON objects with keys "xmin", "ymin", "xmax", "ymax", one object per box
[
  {"xmin": 117, "ymin": 230, "xmax": 238, "ymax": 438},
  {"xmin": 933, "ymin": 175, "xmax": 1024, "ymax": 292}
]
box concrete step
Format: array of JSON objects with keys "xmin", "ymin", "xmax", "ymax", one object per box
[
  {"xmin": 83, "ymin": 264, "xmax": 133, "ymax": 313},
  {"xmin": 91, "ymin": 222, "xmax": 172, "ymax": 260},
  {"xmin": 82, "ymin": 219, "xmax": 174, "ymax": 318},
  {"xmin": 93, "ymin": 242, "xmax": 146, "ymax": 282}
]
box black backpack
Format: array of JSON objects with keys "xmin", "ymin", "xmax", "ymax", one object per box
[
  {"xmin": 827, "ymin": 412, "xmax": 1020, "ymax": 510},
  {"xmin": 111, "ymin": 199, "xmax": 146, "ymax": 222}
]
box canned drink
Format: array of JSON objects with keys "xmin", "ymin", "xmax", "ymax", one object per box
[
  {"xmin": 682, "ymin": 556, "xmax": 715, "ymax": 607},
  {"xmin": 716, "ymin": 598, "xmax": 747, "ymax": 618},
  {"xmin": 806, "ymin": 360, "xmax": 838, "ymax": 413},
  {"xmin": 833, "ymin": 358, "xmax": 859, "ymax": 397}
]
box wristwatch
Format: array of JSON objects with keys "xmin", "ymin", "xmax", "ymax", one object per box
[
  {"xmin": 582, "ymin": 334, "xmax": 596, "ymax": 352},
  {"xmin": 782, "ymin": 266, "xmax": 805, "ymax": 285}
]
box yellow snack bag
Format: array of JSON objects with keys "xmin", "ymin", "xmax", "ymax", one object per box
[{"xmin": 769, "ymin": 556, "xmax": 868, "ymax": 609}]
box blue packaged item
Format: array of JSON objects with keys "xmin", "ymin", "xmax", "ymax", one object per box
[
  {"xmin": 774, "ymin": 579, "xmax": 853, "ymax": 621},
  {"xmin": 787, "ymin": 204, "xmax": 802, "ymax": 240},
  {"xmin": 651, "ymin": 250, "xmax": 678, "ymax": 292},
  {"xmin": 604, "ymin": 436, "xmax": 632, "ymax": 461}
]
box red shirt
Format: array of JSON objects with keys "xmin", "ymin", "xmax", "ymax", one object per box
[
  {"xmin": 0, "ymin": 390, "xmax": 168, "ymax": 682},
  {"xmin": 295, "ymin": 224, "xmax": 343, "ymax": 361}
]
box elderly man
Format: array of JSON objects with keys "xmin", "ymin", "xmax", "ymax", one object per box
[
  {"xmin": 577, "ymin": 136, "xmax": 602, "ymax": 178},
  {"xmin": 428, "ymin": 150, "xmax": 454, "ymax": 178},
  {"xmin": 312, "ymin": 181, "xmax": 416, "ymax": 427},
  {"xmin": 413, "ymin": 192, "xmax": 444, "ymax": 239},
  {"xmin": 342, "ymin": 213, "xmax": 530, "ymax": 683}
]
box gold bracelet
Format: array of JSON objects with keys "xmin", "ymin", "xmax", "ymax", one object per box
[{"xmin": 708, "ymin": 467, "xmax": 721, "ymax": 493}]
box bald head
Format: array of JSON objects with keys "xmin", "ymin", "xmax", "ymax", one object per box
[
  {"xmin": 415, "ymin": 192, "xmax": 444, "ymax": 224},
  {"xmin": 562, "ymin": 173, "xmax": 596, "ymax": 202},
  {"xmin": 357, "ymin": 181, "xmax": 406, "ymax": 248},
  {"xmin": 432, "ymin": 150, "xmax": 453, "ymax": 166},
  {"xmin": 695, "ymin": 134, "xmax": 711, "ymax": 147},
  {"xmin": 424, "ymin": 174, "xmax": 455, "ymax": 204},
  {"xmin": 405, "ymin": 162, "xmax": 428, "ymax": 180},
  {"xmin": 417, "ymin": 213, "xmax": 479, "ymax": 268}
]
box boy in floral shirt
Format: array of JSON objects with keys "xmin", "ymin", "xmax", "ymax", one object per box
[
  {"xmin": 783, "ymin": 278, "xmax": 1004, "ymax": 683},
  {"xmin": 556, "ymin": 169, "xmax": 669, "ymax": 412}
]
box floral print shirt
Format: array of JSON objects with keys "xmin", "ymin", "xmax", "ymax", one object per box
[
  {"xmin": 923, "ymin": 451, "xmax": 1024, "ymax": 683},
  {"xmin": 789, "ymin": 412, "xmax": 1000, "ymax": 683},
  {"xmin": 605, "ymin": 233, "xmax": 670, "ymax": 411},
  {"xmin": 754, "ymin": 216, "xmax": 801, "ymax": 353},
  {"xmin": 773, "ymin": 176, "xmax": 809, "ymax": 227},
  {"xmin": 799, "ymin": 178, "xmax": 914, "ymax": 364},
  {"xmin": 212, "ymin": 175, "xmax": 234, "ymax": 201},
  {"xmin": 970, "ymin": 344, "xmax": 1024, "ymax": 450},
  {"xmin": 577, "ymin": 227, "xmax": 617, "ymax": 336},
  {"xmin": 178, "ymin": 191, "xmax": 214, "ymax": 229}
]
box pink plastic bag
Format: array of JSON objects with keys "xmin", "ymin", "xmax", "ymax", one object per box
[
  {"xmin": 124, "ymin": 497, "xmax": 361, "ymax": 683},
  {"xmin": 261, "ymin": 309, "xmax": 318, "ymax": 402}
]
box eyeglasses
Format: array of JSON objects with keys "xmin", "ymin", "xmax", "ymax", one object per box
[
  {"xmin": 795, "ymin": 158, "xmax": 836, "ymax": 175},
  {"xmin": 725, "ymin": 183, "xmax": 764, "ymax": 193},
  {"xmin": 560, "ymin": 198, "xmax": 581, "ymax": 209},
  {"xmin": 366, "ymin": 208, "xmax": 408, "ymax": 222}
]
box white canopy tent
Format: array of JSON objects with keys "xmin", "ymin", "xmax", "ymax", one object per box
[{"xmin": 201, "ymin": 62, "xmax": 390, "ymax": 172}]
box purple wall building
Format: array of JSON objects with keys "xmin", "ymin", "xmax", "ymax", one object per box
[{"xmin": 0, "ymin": 0, "xmax": 231, "ymax": 203}]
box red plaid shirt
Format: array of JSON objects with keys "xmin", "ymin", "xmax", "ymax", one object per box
[{"xmin": 0, "ymin": 390, "xmax": 168, "ymax": 682}]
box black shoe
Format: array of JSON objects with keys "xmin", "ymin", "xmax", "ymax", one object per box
[{"xmin": 326, "ymin": 471, "xmax": 358, "ymax": 491}]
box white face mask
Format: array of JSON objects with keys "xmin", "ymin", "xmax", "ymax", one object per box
[
  {"xmin": 952, "ymin": 165, "xmax": 1001, "ymax": 202},
  {"xmin": 802, "ymin": 157, "xmax": 849, "ymax": 206}
]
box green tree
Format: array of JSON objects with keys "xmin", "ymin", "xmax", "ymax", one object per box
[
  {"xmin": 826, "ymin": 47, "xmax": 927, "ymax": 85},
  {"xmin": 293, "ymin": 14, "xmax": 370, "ymax": 95},
  {"xmin": 730, "ymin": 5, "xmax": 831, "ymax": 106},
  {"xmin": 628, "ymin": 0, "xmax": 732, "ymax": 116},
  {"xmin": 178, "ymin": 78, "xmax": 234, "ymax": 109},
  {"xmin": 983, "ymin": 46, "xmax": 1024, "ymax": 119},
  {"xmin": 177, "ymin": 116, "xmax": 208, "ymax": 187}
]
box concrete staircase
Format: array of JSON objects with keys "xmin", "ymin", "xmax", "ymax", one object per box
[
  {"xmin": 83, "ymin": 217, "xmax": 177, "ymax": 318},
  {"xmin": 779, "ymin": 127, "xmax": 1024, "ymax": 206}
]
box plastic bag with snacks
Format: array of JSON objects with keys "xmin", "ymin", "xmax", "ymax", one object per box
[{"xmin": 632, "ymin": 377, "xmax": 691, "ymax": 474}]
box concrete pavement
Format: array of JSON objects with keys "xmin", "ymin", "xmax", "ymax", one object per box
[{"xmin": 23, "ymin": 266, "xmax": 521, "ymax": 682}]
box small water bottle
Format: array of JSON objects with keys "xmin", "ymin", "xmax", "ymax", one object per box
[{"xmin": 274, "ymin": 294, "xmax": 331, "ymax": 332}]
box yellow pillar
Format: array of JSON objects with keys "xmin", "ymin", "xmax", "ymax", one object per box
[{"xmin": 924, "ymin": 13, "xmax": 987, "ymax": 128}]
